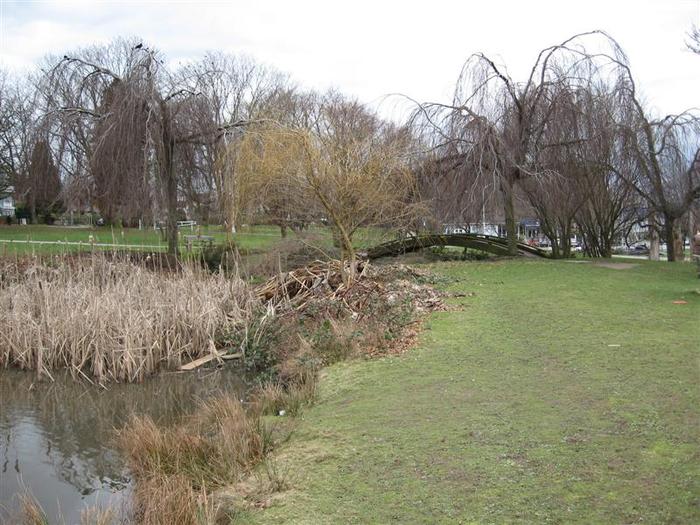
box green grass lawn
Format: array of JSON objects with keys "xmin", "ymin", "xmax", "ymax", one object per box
[
  {"xmin": 0, "ymin": 224, "xmax": 283, "ymax": 255},
  {"xmin": 0, "ymin": 224, "xmax": 390, "ymax": 256},
  {"xmin": 245, "ymin": 259, "xmax": 699, "ymax": 523}
]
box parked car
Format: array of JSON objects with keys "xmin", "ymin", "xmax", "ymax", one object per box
[{"xmin": 624, "ymin": 243, "xmax": 649, "ymax": 255}]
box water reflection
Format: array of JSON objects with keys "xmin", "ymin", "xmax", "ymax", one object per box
[{"xmin": 0, "ymin": 367, "xmax": 246, "ymax": 524}]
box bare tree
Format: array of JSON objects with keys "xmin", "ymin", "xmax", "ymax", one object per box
[
  {"xmin": 528, "ymin": 84, "xmax": 638, "ymax": 258},
  {"xmin": 233, "ymin": 93, "xmax": 421, "ymax": 260},
  {"xmin": 41, "ymin": 40, "xmax": 266, "ymax": 253},
  {"xmin": 90, "ymin": 77, "xmax": 152, "ymax": 225},
  {"xmin": 174, "ymin": 53, "xmax": 287, "ymax": 226},
  {"xmin": 521, "ymin": 83, "xmax": 585, "ymax": 257},
  {"xmin": 413, "ymin": 31, "xmax": 631, "ymax": 255},
  {"xmin": 687, "ymin": 25, "xmax": 700, "ymax": 257},
  {"xmin": 521, "ymin": 173, "xmax": 581, "ymax": 258},
  {"xmin": 614, "ymin": 103, "xmax": 700, "ymax": 261},
  {"xmin": 227, "ymin": 122, "xmax": 320, "ymax": 236},
  {"xmin": 0, "ymin": 70, "xmax": 13, "ymax": 198},
  {"xmin": 0, "ymin": 71, "xmax": 36, "ymax": 203}
]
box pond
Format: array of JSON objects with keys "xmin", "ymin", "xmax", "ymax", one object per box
[{"xmin": 0, "ymin": 367, "xmax": 247, "ymax": 524}]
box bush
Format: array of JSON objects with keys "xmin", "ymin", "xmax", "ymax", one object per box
[
  {"xmin": 201, "ymin": 241, "xmax": 238, "ymax": 273},
  {"xmin": 309, "ymin": 319, "xmax": 357, "ymax": 365},
  {"xmin": 14, "ymin": 204, "xmax": 31, "ymax": 221},
  {"xmin": 218, "ymin": 312, "xmax": 283, "ymax": 381}
]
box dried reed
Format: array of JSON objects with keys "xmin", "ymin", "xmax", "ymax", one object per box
[
  {"xmin": 0, "ymin": 255, "xmax": 256, "ymax": 383},
  {"xmin": 117, "ymin": 395, "xmax": 272, "ymax": 524}
]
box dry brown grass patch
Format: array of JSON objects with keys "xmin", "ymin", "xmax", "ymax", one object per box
[
  {"xmin": 116, "ymin": 394, "xmax": 274, "ymax": 523},
  {"xmin": 0, "ymin": 255, "xmax": 256, "ymax": 383}
]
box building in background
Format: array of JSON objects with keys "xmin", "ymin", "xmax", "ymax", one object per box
[{"xmin": 0, "ymin": 190, "xmax": 15, "ymax": 217}]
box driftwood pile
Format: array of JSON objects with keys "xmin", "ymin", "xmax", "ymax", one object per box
[{"xmin": 255, "ymin": 259, "xmax": 445, "ymax": 317}]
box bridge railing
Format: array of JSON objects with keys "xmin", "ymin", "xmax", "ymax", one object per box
[{"xmin": 365, "ymin": 233, "xmax": 548, "ymax": 259}]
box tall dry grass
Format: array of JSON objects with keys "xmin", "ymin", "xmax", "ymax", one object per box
[
  {"xmin": 16, "ymin": 492, "xmax": 49, "ymax": 525},
  {"xmin": 117, "ymin": 395, "xmax": 274, "ymax": 524},
  {"xmin": 11, "ymin": 491, "xmax": 117, "ymax": 525},
  {"xmin": 0, "ymin": 255, "xmax": 257, "ymax": 383}
]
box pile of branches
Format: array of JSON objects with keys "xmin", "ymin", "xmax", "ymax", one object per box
[
  {"xmin": 256, "ymin": 259, "xmax": 367, "ymax": 310},
  {"xmin": 255, "ymin": 259, "xmax": 445, "ymax": 318}
]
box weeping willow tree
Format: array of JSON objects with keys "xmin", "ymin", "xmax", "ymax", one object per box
[
  {"xmin": 44, "ymin": 39, "xmax": 272, "ymax": 254},
  {"xmin": 91, "ymin": 78, "xmax": 151, "ymax": 225},
  {"xmin": 412, "ymin": 31, "xmax": 633, "ymax": 255},
  {"xmin": 230, "ymin": 95, "xmax": 422, "ymax": 261},
  {"xmin": 27, "ymin": 138, "xmax": 62, "ymax": 222}
]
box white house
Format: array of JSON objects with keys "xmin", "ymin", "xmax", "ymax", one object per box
[{"xmin": 0, "ymin": 193, "xmax": 15, "ymax": 217}]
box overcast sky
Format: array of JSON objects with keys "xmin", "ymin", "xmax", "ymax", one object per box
[{"xmin": 1, "ymin": 0, "xmax": 698, "ymax": 118}]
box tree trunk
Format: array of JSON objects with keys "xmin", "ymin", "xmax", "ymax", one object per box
[
  {"xmin": 165, "ymin": 168, "xmax": 178, "ymax": 256},
  {"xmin": 691, "ymin": 210, "xmax": 699, "ymax": 257},
  {"xmin": 501, "ymin": 176, "xmax": 518, "ymax": 256},
  {"xmin": 550, "ymin": 237, "xmax": 560, "ymax": 259},
  {"xmin": 673, "ymin": 221, "xmax": 684, "ymax": 261},
  {"xmin": 334, "ymin": 226, "xmax": 355, "ymax": 261},
  {"xmin": 664, "ymin": 215, "xmax": 677, "ymax": 262},
  {"xmin": 561, "ymin": 224, "xmax": 572, "ymax": 258},
  {"xmin": 160, "ymin": 102, "xmax": 179, "ymax": 256},
  {"xmin": 649, "ymin": 214, "xmax": 660, "ymax": 261}
]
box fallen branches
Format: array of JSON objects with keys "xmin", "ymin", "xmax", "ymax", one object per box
[
  {"xmin": 256, "ymin": 259, "xmax": 367, "ymax": 308},
  {"xmin": 255, "ymin": 259, "xmax": 446, "ymax": 319}
]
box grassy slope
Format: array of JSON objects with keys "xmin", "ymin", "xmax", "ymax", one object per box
[{"xmin": 247, "ymin": 259, "xmax": 699, "ymax": 524}]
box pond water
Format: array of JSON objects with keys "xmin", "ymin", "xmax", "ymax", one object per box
[{"xmin": 0, "ymin": 367, "xmax": 247, "ymax": 524}]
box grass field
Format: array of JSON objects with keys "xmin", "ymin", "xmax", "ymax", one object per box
[
  {"xmin": 243, "ymin": 259, "xmax": 699, "ymax": 523},
  {"xmin": 0, "ymin": 224, "xmax": 282, "ymax": 255},
  {"xmin": 0, "ymin": 224, "xmax": 388, "ymax": 256}
]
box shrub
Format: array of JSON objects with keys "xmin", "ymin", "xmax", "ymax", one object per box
[
  {"xmin": 427, "ymin": 245, "xmax": 492, "ymax": 261},
  {"xmin": 14, "ymin": 204, "xmax": 31, "ymax": 221},
  {"xmin": 201, "ymin": 241, "xmax": 239, "ymax": 273},
  {"xmin": 218, "ymin": 310, "xmax": 283, "ymax": 381},
  {"xmin": 309, "ymin": 319, "xmax": 357, "ymax": 365}
]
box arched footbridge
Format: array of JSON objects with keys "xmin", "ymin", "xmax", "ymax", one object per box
[{"xmin": 364, "ymin": 234, "xmax": 549, "ymax": 260}]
